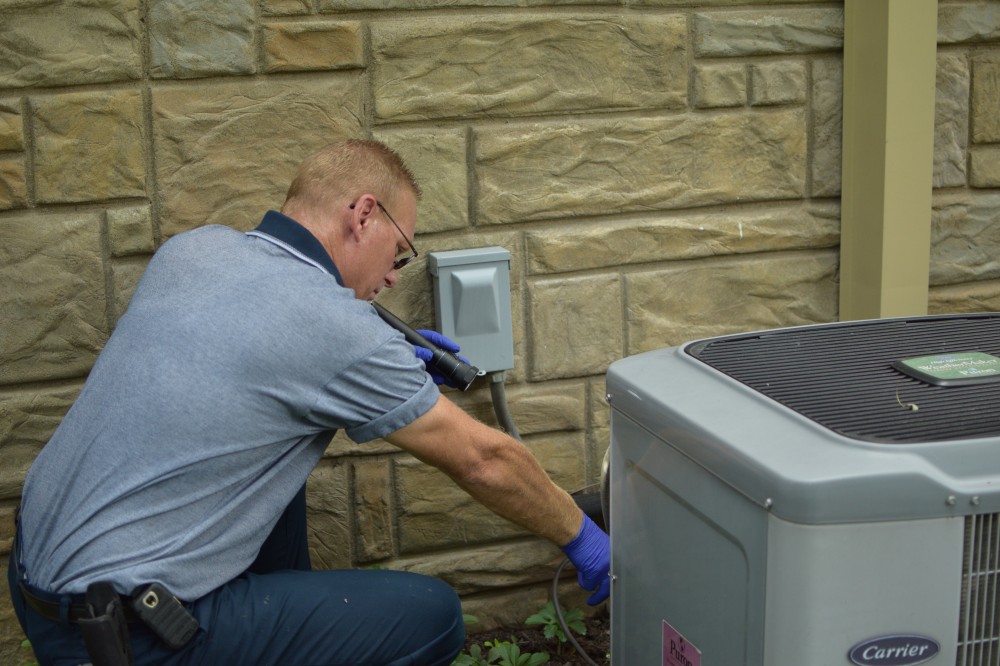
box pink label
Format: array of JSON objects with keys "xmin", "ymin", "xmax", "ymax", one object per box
[{"xmin": 663, "ymin": 620, "xmax": 701, "ymax": 666}]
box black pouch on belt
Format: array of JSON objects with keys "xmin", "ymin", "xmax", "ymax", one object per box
[
  {"xmin": 78, "ymin": 582, "xmax": 135, "ymax": 666},
  {"xmin": 130, "ymin": 582, "xmax": 198, "ymax": 650}
]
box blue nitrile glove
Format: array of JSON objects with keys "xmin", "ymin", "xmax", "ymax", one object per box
[
  {"xmin": 561, "ymin": 514, "xmax": 611, "ymax": 605},
  {"xmin": 413, "ymin": 329, "xmax": 470, "ymax": 388}
]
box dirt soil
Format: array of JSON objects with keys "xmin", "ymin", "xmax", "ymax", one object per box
[{"xmin": 462, "ymin": 607, "xmax": 610, "ymax": 665}]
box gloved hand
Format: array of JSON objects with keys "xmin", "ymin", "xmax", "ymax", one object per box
[
  {"xmin": 561, "ymin": 514, "xmax": 610, "ymax": 605},
  {"xmin": 413, "ymin": 330, "xmax": 469, "ymax": 388}
]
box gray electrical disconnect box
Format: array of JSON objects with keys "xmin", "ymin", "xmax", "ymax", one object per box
[{"xmin": 428, "ymin": 247, "xmax": 513, "ymax": 373}]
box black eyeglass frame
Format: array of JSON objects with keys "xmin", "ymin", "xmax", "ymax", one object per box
[{"xmin": 376, "ymin": 202, "xmax": 418, "ymax": 270}]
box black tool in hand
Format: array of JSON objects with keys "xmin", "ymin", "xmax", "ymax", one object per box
[{"xmin": 372, "ymin": 302, "xmax": 482, "ymax": 391}]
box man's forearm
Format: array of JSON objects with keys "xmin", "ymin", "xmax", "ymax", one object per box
[
  {"xmin": 446, "ymin": 430, "xmax": 584, "ymax": 546},
  {"xmin": 387, "ymin": 395, "xmax": 583, "ymax": 546}
]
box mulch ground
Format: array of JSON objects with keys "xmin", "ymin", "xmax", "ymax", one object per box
[{"xmin": 461, "ymin": 607, "xmax": 610, "ymax": 665}]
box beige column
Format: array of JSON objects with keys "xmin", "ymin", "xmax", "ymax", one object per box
[{"xmin": 839, "ymin": 0, "xmax": 938, "ymax": 320}]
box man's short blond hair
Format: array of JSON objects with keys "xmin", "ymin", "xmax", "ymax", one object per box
[{"xmin": 282, "ymin": 139, "xmax": 421, "ymax": 217}]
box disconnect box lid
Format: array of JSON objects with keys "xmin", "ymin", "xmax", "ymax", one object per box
[
  {"xmin": 428, "ymin": 247, "xmax": 510, "ymax": 274},
  {"xmin": 606, "ymin": 313, "xmax": 1000, "ymax": 524}
]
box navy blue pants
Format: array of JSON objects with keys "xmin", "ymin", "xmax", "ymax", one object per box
[{"xmin": 9, "ymin": 487, "xmax": 465, "ymax": 665}]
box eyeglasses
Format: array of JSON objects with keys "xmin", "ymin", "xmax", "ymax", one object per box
[{"xmin": 377, "ymin": 202, "xmax": 418, "ymax": 270}]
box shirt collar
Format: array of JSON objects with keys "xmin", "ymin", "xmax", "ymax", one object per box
[{"xmin": 251, "ymin": 210, "xmax": 344, "ymax": 286}]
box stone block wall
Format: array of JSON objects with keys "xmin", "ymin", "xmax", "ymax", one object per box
[{"xmin": 2, "ymin": 0, "xmax": 1000, "ymax": 657}]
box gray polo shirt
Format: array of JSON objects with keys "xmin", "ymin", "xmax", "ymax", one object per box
[{"xmin": 19, "ymin": 211, "xmax": 438, "ymax": 600}]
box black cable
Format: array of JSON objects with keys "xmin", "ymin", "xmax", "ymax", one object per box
[{"xmin": 552, "ymin": 558, "xmax": 601, "ymax": 666}]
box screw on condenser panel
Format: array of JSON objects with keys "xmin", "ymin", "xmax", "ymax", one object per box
[
  {"xmin": 764, "ymin": 498, "xmax": 774, "ymax": 509},
  {"xmin": 971, "ymin": 496, "xmax": 981, "ymax": 506},
  {"xmin": 946, "ymin": 496, "xmax": 957, "ymax": 506},
  {"xmin": 605, "ymin": 392, "xmax": 612, "ymax": 404}
]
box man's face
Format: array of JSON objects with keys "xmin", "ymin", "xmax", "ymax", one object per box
[{"xmin": 354, "ymin": 189, "xmax": 418, "ymax": 302}]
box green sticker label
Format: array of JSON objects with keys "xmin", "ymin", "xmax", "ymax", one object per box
[{"xmin": 898, "ymin": 352, "xmax": 1000, "ymax": 381}]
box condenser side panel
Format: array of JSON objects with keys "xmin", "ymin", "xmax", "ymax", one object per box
[
  {"xmin": 610, "ymin": 411, "xmax": 769, "ymax": 665},
  {"xmin": 763, "ymin": 514, "xmax": 963, "ymax": 665}
]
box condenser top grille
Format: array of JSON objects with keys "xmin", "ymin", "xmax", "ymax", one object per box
[{"xmin": 686, "ymin": 314, "xmax": 1000, "ymax": 444}]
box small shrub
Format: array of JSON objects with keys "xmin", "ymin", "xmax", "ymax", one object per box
[
  {"xmin": 451, "ymin": 637, "xmax": 550, "ymax": 666},
  {"xmin": 525, "ymin": 601, "xmax": 586, "ymax": 647},
  {"xmin": 485, "ymin": 639, "xmax": 549, "ymax": 666}
]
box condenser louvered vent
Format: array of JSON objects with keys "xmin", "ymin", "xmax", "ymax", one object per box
[
  {"xmin": 686, "ymin": 315, "xmax": 1000, "ymax": 443},
  {"xmin": 960, "ymin": 513, "xmax": 1000, "ymax": 665}
]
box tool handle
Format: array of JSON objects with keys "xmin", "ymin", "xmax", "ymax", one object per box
[{"xmin": 372, "ymin": 302, "xmax": 481, "ymax": 391}]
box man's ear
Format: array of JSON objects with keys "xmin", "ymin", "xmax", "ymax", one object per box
[{"xmin": 348, "ymin": 195, "xmax": 378, "ymax": 242}]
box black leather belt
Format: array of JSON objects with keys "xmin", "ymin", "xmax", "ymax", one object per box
[{"xmin": 19, "ymin": 582, "xmax": 140, "ymax": 624}]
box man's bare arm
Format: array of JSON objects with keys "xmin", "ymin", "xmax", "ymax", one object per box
[{"xmin": 385, "ymin": 393, "xmax": 583, "ymax": 546}]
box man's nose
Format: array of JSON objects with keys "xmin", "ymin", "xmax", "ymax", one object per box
[{"xmin": 384, "ymin": 269, "xmax": 399, "ymax": 288}]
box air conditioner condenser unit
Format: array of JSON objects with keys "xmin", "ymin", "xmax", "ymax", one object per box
[{"xmin": 606, "ymin": 314, "xmax": 1000, "ymax": 666}]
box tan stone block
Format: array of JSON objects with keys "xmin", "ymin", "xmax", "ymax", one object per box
[
  {"xmin": 33, "ymin": 90, "xmax": 145, "ymax": 204},
  {"xmin": 149, "ymin": 0, "xmax": 255, "ymax": 78},
  {"xmin": 110, "ymin": 257, "xmax": 148, "ymax": 325},
  {"xmin": 0, "ymin": 505, "xmax": 13, "ymax": 555},
  {"xmin": 321, "ymin": 0, "xmax": 596, "ymax": 8},
  {"xmin": 476, "ymin": 110, "xmax": 806, "ymax": 225},
  {"xmin": 938, "ymin": 3, "xmax": 1000, "ymax": 44},
  {"xmin": 527, "ymin": 275, "xmax": 622, "ymax": 381},
  {"xmin": 0, "ymin": 213, "xmax": 107, "ymax": 384},
  {"xmin": 0, "ymin": 156, "xmax": 26, "ymax": 211},
  {"xmin": 458, "ymin": 584, "xmax": 552, "ymax": 634},
  {"xmin": 323, "ymin": 429, "xmax": 397, "ymax": 458},
  {"xmin": 508, "ymin": 382, "xmax": 585, "ymax": 435},
  {"xmin": 693, "ymin": 8, "xmax": 844, "ymax": 57},
  {"xmin": 352, "ymin": 460, "xmax": 394, "ymax": 562},
  {"xmin": 374, "ymin": 128, "xmax": 469, "ymax": 234},
  {"xmin": 449, "ymin": 381, "xmax": 585, "ymax": 436},
  {"xmin": 934, "ymin": 54, "xmax": 970, "ymax": 188},
  {"xmin": 263, "ymin": 0, "xmax": 312, "ymax": 15},
  {"xmin": 263, "ymin": 21, "xmax": 363, "ymax": 72},
  {"xmin": 693, "ymin": 63, "xmax": 747, "ymax": 109},
  {"xmin": 588, "ymin": 378, "xmax": 611, "ymax": 430},
  {"xmin": 0, "ymin": 384, "xmax": 81, "ymax": 499},
  {"xmin": 107, "ymin": 206, "xmax": 156, "ymax": 258},
  {"xmin": 373, "ymin": 15, "xmax": 686, "ymax": 121},
  {"xmin": 0, "ymin": 0, "xmax": 141, "ymax": 88},
  {"xmin": 389, "ymin": 539, "xmax": 563, "ymax": 596},
  {"xmin": 458, "ymin": 577, "xmax": 594, "ymax": 634},
  {"xmin": 396, "ymin": 456, "xmax": 526, "ymax": 553},
  {"xmin": 526, "ymin": 202, "xmax": 839, "ymax": 275},
  {"xmin": 972, "ymin": 55, "xmax": 1000, "ymax": 144},
  {"xmin": 527, "ymin": 431, "xmax": 586, "ymax": 491},
  {"xmin": 626, "ymin": 251, "xmax": 839, "ymax": 353},
  {"xmin": 931, "ymin": 192, "xmax": 1000, "ymax": 285},
  {"xmin": 970, "ymin": 145, "xmax": 1000, "ymax": 188},
  {"xmin": 306, "ymin": 459, "xmax": 352, "ymax": 568},
  {"xmin": 811, "ymin": 56, "xmax": 843, "ymax": 197},
  {"xmin": 929, "ymin": 280, "xmax": 1000, "ymax": 315},
  {"xmin": 153, "ymin": 76, "xmax": 363, "ymax": 237},
  {"xmin": 750, "ymin": 61, "xmax": 807, "ymax": 106},
  {"xmin": 634, "ymin": 0, "xmax": 816, "ymax": 5},
  {"xmin": 1, "ymin": 554, "xmax": 35, "ymax": 662},
  {"xmin": 0, "ymin": 101, "xmax": 22, "ymax": 151}
]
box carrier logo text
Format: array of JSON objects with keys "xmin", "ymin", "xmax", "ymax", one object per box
[{"xmin": 848, "ymin": 635, "xmax": 940, "ymax": 666}]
